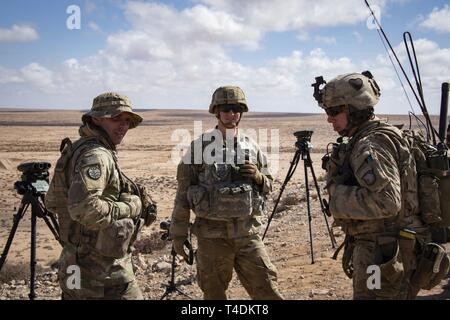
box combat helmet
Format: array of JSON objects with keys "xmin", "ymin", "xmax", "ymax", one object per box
[
  {"xmin": 209, "ymin": 86, "xmax": 249, "ymax": 114},
  {"xmin": 82, "ymin": 92, "xmax": 143, "ymax": 129},
  {"xmin": 320, "ymin": 71, "xmax": 381, "ymax": 110}
]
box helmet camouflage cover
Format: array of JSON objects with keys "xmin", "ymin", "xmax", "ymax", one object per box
[
  {"xmin": 82, "ymin": 92, "xmax": 143, "ymax": 129},
  {"xmin": 209, "ymin": 86, "xmax": 249, "ymax": 114},
  {"xmin": 320, "ymin": 72, "xmax": 381, "ymax": 110}
]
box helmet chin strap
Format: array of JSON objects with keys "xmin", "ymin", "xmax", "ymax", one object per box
[
  {"xmin": 236, "ymin": 112, "xmax": 243, "ymax": 127},
  {"xmin": 338, "ymin": 107, "xmax": 357, "ymax": 137}
]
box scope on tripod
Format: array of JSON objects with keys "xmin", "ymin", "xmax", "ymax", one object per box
[
  {"xmin": 1, "ymin": 162, "xmax": 60, "ymax": 300},
  {"xmin": 294, "ymin": 130, "xmax": 313, "ymax": 151},
  {"xmin": 294, "ymin": 130, "xmax": 313, "ymax": 141},
  {"xmin": 14, "ymin": 162, "xmax": 51, "ymax": 195}
]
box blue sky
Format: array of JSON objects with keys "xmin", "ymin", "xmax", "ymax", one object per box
[{"xmin": 0, "ymin": 0, "xmax": 449, "ymax": 114}]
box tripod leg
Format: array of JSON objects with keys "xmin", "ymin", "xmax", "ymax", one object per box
[
  {"xmin": 0, "ymin": 202, "xmax": 29, "ymax": 271},
  {"xmin": 262, "ymin": 150, "xmax": 301, "ymax": 241},
  {"xmin": 29, "ymin": 205, "xmax": 37, "ymax": 300},
  {"xmin": 42, "ymin": 215, "xmax": 61, "ymax": 244},
  {"xmin": 304, "ymin": 159, "xmax": 314, "ymax": 264},
  {"xmin": 40, "ymin": 195, "xmax": 61, "ymax": 244},
  {"xmin": 160, "ymin": 246, "xmax": 193, "ymax": 300},
  {"xmin": 306, "ymin": 153, "xmax": 337, "ymax": 248}
]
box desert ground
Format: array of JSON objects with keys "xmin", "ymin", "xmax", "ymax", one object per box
[{"xmin": 0, "ymin": 109, "xmax": 449, "ymax": 300}]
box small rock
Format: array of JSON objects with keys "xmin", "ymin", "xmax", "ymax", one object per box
[
  {"xmin": 311, "ymin": 289, "xmax": 330, "ymax": 295},
  {"xmin": 154, "ymin": 261, "xmax": 171, "ymax": 273},
  {"xmin": 275, "ymin": 203, "xmax": 287, "ymax": 214},
  {"xmin": 282, "ymin": 193, "xmax": 302, "ymax": 206}
]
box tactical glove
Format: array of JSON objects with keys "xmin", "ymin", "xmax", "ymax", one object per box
[
  {"xmin": 239, "ymin": 161, "xmax": 263, "ymax": 185},
  {"xmin": 172, "ymin": 237, "xmax": 189, "ymax": 262},
  {"xmin": 119, "ymin": 193, "xmax": 142, "ymax": 219}
]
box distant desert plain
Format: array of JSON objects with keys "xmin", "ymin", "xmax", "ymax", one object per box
[{"xmin": 0, "ymin": 108, "xmax": 448, "ymax": 300}]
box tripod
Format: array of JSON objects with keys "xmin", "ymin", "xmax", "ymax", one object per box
[
  {"xmin": 159, "ymin": 220, "xmax": 193, "ymax": 300},
  {"xmin": 0, "ymin": 162, "xmax": 60, "ymax": 300},
  {"xmin": 262, "ymin": 130, "xmax": 336, "ymax": 264},
  {"xmin": 160, "ymin": 245, "xmax": 193, "ymax": 300}
]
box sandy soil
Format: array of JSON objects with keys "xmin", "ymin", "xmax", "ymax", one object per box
[{"xmin": 0, "ymin": 109, "xmax": 448, "ymax": 300}]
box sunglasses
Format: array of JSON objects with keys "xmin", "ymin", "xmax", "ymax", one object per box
[
  {"xmin": 325, "ymin": 105, "xmax": 346, "ymax": 117},
  {"xmin": 219, "ymin": 104, "xmax": 243, "ymax": 113}
]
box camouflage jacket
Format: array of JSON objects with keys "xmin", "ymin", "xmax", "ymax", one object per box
[
  {"xmin": 46, "ymin": 124, "xmax": 140, "ymax": 288},
  {"xmin": 326, "ymin": 118, "xmax": 421, "ymax": 236},
  {"xmin": 170, "ymin": 128, "xmax": 273, "ymax": 239}
]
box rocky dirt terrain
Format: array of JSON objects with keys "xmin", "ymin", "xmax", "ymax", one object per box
[{"xmin": 0, "ymin": 109, "xmax": 448, "ymax": 300}]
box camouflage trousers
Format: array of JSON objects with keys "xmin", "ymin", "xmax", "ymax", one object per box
[
  {"xmin": 352, "ymin": 235, "xmax": 414, "ymax": 300},
  {"xmin": 61, "ymin": 279, "xmax": 143, "ymax": 300},
  {"xmin": 195, "ymin": 234, "xmax": 283, "ymax": 300}
]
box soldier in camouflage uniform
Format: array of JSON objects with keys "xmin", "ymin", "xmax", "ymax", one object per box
[
  {"xmin": 169, "ymin": 86, "xmax": 283, "ymax": 300},
  {"xmin": 46, "ymin": 92, "xmax": 156, "ymax": 300},
  {"xmin": 318, "ymin": 72, "xmax": 426, "ymax": 299}
]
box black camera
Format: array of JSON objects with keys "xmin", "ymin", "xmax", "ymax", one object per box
[
  {"xmin": 14, "ymin": 162, "xmax": 51, "ymax": 195},
  {"xmin": 294, "ymin": 130, "xmax": 313, "ymax": 152},
  {"xmin": 160, "ymin": 220, "xmax": 171, "ymax": 241}
]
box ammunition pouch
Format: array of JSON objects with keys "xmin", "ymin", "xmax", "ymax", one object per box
[
  {"xmin": 188, "ymin": 182, "xmax": 257, "ymax": 221},
  {"xmin": 95, "ymin": 218, "xmax": 135, "ymax": 258},
  {"xmin": 375, "ymin": 239, "xmax": 405, "ymax": 298},
  {"xmin": 187, "ymin": 185, "xmax": 210, "ymax": 217},
  {"xmin": 410, "ymin": 242, "xmax": 450, "ymax": 290}
]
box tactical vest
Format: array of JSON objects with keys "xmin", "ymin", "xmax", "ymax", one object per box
[
  {"xmin": 186, "ymin": 135, "xmax": 265, "ymax": 221},
  {"xmin": 334, "ymin": 121, "xmax": 419, "ymax": 233}
]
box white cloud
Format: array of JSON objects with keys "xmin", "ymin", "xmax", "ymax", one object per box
[
  {"xmin": 392, "ymin": 39, "xmax": 450, "ymax": 89},
  {"xmin": 197, "ymin": 0, "xmax": 389, "ymax": 31},
  {"xmin": 314, "ymin": 36, "xmax": 337, "ymax": 45},
  {"xmin": 420, "ymin": 5, "xmax": 450, "ymax": 33},
  {"xmin": 88, "ymin": 21, "xmax": 102, "ymax": 33},
  {"xmin": 1, "ymin": 0, "xmax": 447, "ymax": 116},
  {"xmin": 85, "ymin": 0, "xmax": 97, "ymax": 14},
  {"xmin": 352, "ymin": 31, "xmax": 363, "ymax": 43},
  {"xmin": 123, "ymin": 2, "xmax": 262, "ymax": 51},
  {"xmin": 365, "ymin": 38, "xmax": 450, "ymax": 115},
  {"xmin": 20, "ymin": 63, "xmax": 55, "ymax": 91},
  {"xmin": 0, "ymin": 24, "xmax": 39, "ymax": 43},
  {"xmin": 296, "ymin": 31, "xmax": 310, "ymax": 42},
  {"xmin": 0, "ymin": 66, "xmax": 24, "ymax": 84}
]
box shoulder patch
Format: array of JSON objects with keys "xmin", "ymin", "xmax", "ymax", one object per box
[
  {"xmin": 362, "ymin": 170, "xmax": 376, "ymax": 185},
  {"xmin": 87, "ymin": 165, "xmax": 102, "ymax": 180}
]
